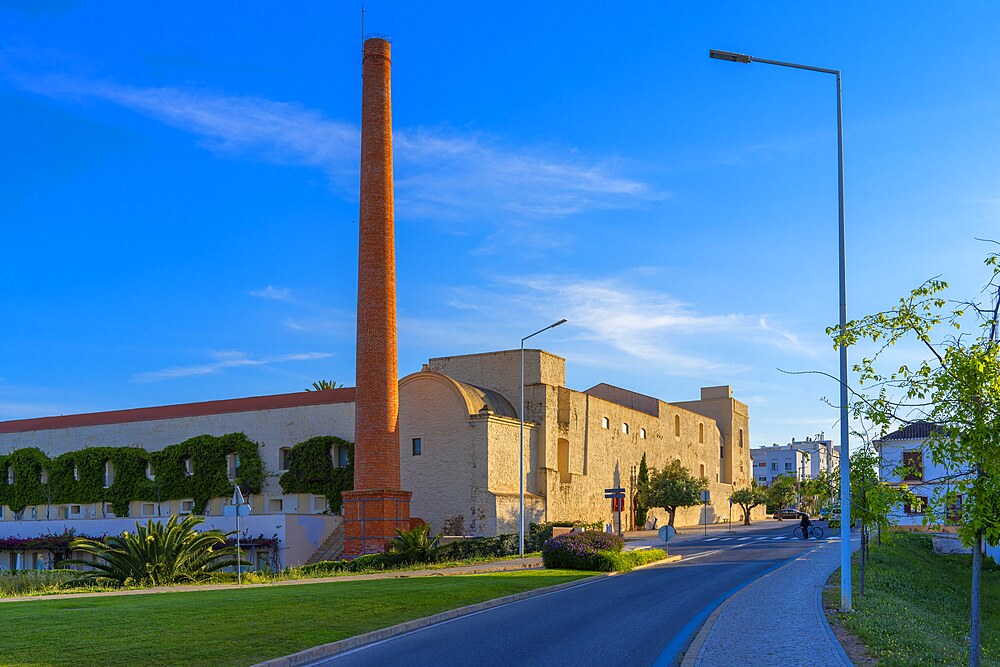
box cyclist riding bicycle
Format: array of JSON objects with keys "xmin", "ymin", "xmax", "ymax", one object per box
[{"xmin": 798, "ymin": 512, "xmax": 812, "ymax": 539}]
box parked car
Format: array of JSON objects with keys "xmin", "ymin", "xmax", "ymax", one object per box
[
  {"xmin": 817, "ymin": 506, "xmax": 834, "ymax": 520},
  {"xmin": 773, "ymin": 507, "xmax": 807, "ymax": 520}
]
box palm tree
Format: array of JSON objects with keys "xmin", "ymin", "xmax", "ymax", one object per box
[
  {"xmin": 59, "ymin": 515, "xmax": 244, "ymax": 587},
  {"xmin": 306, "ymin": 380, "xmax": 342, "ymax": 391}
]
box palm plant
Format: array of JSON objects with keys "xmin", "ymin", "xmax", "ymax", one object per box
[
  {"xmin": 388, "ymin": 523, "xmax": 441, "ymax": 563},
  {"xmin": 306, "ymin": 380, "xmax": 342, "ymax": 391},
  {"xmin": 59, "ymin": 515, "xmax": 244, "ymax": 587}
]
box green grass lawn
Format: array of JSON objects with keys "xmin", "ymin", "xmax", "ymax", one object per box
[
  {"xmin": 0, "ymin": 570, "xmax": 590, "ymax": 667},
  {"xmin": 825, "ymin": 533, "xmax": 999, "ymax": 666}
]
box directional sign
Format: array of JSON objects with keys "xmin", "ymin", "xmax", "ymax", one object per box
[
  {"xmin": 605, "ymin": 487, "xmax": 625, "ymax": 494},
  {"xmin": 223, "ymin": 504, "xmax": 251, "ymax": 517},
  {"xmin": 604, "ymin": 492, "xmax": 626, "ymax": 499},
  {"xmin": 701, "ymin": 490, "xmax": 711, "ymax": 503}
]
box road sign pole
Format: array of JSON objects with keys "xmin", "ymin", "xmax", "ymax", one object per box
[{"xmin": 236, "ymin": 512, "xmax": 241, "ymax": 586}]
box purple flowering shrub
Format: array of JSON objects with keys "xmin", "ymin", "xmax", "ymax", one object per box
[{"xmin": 541, "ymin": 530, "xmax": 625, "ymax": 570}]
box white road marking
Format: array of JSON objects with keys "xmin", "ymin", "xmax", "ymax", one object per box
[{"xmin": 679, "ymin": 549, "xmax": 724, "ymax": 562}]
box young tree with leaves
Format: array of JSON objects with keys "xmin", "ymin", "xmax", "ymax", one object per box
[
  {"xmin": 767, "ymin": 474, "xmax": 798, "ymax": 519},
  {"xmin": 639, "ymin": 460, "xmax": 706, "ymax": 530},
  {"xmin": 731, "ymin": 482, "xmax": 766, "ymax": 525},
  {"xmin": 832, "ymin": 251, "xmax": 1000, "ymax": 667}
]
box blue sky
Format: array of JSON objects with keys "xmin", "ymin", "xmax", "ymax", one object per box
[{"xmin": 1, "ymin": 2, "xmax": 998, "ymax": 449}]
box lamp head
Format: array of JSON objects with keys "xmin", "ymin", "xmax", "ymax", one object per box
[{"xmin": 710, "ymin": 49, "xmax": 752, "ymax": 64}]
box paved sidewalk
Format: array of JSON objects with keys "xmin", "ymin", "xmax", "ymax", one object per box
[{"xmin": 682, "ymin": 533, "xmax": 861, "ymax": 667}]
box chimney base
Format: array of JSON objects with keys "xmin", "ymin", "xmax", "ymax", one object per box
[{"xmin": 342, "ymin": 489, "xmax": 412, "ymax": 558}]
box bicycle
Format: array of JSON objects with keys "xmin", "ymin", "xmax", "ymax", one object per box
[{"xmin": 793, "ymin": 525, "xmax": 824, "ymax": 539}]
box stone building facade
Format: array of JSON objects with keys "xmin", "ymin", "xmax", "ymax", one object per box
[{"xmin": 0, "ymin": 348, "xmax": 760, "ymax": 566}]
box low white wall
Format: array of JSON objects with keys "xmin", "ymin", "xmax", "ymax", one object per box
[{"xmin": 0, "ymin": 513, "xmax": 342, "ymax": 569}]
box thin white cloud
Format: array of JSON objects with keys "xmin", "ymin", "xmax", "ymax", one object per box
[
  {"xmin": 15, "ymin": 75, "xmax": 661, "ymax": 224},
  {"xmin": 757, "ymin": 315, "xmax": 823, "ymax": 356},
  {"xmin": 249, "ymin": 285, "xmax": 293, "ymax": 301},
  {"xmin": 134, "ymin": 350, "xmax": 333, "ymax": 382}
]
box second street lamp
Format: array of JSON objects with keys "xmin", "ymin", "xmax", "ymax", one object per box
[
  {"xmin": 710, "ymin": 48, "xmax": 852, "ymax": 612},
  {"xmin": 519, "ymin": 318, "xmax": 567, "ymax": 558}
]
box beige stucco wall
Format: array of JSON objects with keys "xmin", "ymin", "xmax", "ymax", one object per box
[
  {"xmin": 0, "ymin": 403, "xmax": 355, "ymax": 499},
  {"xmin": 427, "ymin": 349, "xmax": 566, "ymax": 420},
  {"xmin": 428, "ymin": 351, "xmax": 755, "ymax": 532}
]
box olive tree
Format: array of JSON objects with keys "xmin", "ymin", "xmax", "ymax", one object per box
[
  {"xmin": 766, "ymin": 474, "xmax": 798, "ymax": 519},
  {"xmin": 831, "ymin": 251, "xmax": 1000, "ymax": 667},
  {"xmin": 731, "ymin": 483, "xmax": 766, "ymax": 525},
  {"xmin": 639, "ymin": 460, "xmax": 706, "ymax": 530}
]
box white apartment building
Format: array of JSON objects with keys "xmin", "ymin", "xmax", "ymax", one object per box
[{"xmin": 750, "ymin": 434, "xmax": 840, "ymax": 486}]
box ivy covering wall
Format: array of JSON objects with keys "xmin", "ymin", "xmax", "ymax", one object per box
[
  {"xmin": 0, "ymin": 433, "xmax": 265, "ymax": 516},
  {"xmin": 278, "ymin": 436, "xmax": 354, "ymax": 512}
]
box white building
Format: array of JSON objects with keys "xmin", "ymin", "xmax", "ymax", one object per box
[
  {"xmin": 750, "ymin": 434, "xmax": 839, "ymax": 486},
  {"xmin": 876, "ymin": 421, "xmax": 969, "ymax": 527}
]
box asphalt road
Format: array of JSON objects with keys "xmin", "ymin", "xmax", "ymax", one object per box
[{"xmin": 305, "ymin": 524, "xmax": 837, "ymax": 667}]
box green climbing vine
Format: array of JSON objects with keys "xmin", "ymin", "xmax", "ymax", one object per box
[
  {"xmin": 278, "ymin": 436, "xmax": 354, "ymax": 512},
  {"xmin": 0, "ymin": 433, "xmax": 264, "ymax": 516}
]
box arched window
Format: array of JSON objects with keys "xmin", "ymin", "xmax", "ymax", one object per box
[
  {"xmin": 739, "ymin": 429, "xmax": 744, "ymax": 448},
  {"xmin": 183, "ymin": 457, "xmax": 193, "ymax": 477},
  {"xmin": 39, "ymin": 469, "xmax": 48, "ymax": 484},
  {"xmin": 279, "ymin": 447, "xmax": 292, "ymax": 471},
  {"xmin": 674, "ymin": 415, "xmax": 681, "ymax": 437},
  {"xmin": 622, "ymin": 423, "xmax": 629, "ymax": 435},
  {"xmin": 699, "ymin": 463, "xmax": 706, "ymax": 480},
  {"xmin": 640, "ymin": 428, "xmax": 647, "ymax": 439},
  {"xmin": 146, "ymin": 461, "xmax": 155, "ymax": 481},
  {"xmin": 699, "ymin": 423, "xmax": 705, "ymax": 443},
  {"xmin": 103, "ymin": 461, "xmax": 115, "ymax": 488},
  {"xmin": 601, "ymin": 417, "xmax": 610, "ymax": 429},
  {"xmin": 558, "ymin": 438, "xmax": 571, "ymax": 484}
]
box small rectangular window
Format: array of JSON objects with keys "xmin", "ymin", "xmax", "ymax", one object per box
[
  {"xmin": 179, "ymin": 499, "xmax": 194, "ymax": 515},
  {"xmin": 785, "ymin": 461, "xmax": 793, "ymax": 471},
  {"xmin": 412, "ymin": 438, "xmax": 422, "ymax": 456},
  {"xmin": 141, "ymin": 502, "xmax": 157, "ymax": 517},
  {"xmin": 267, "ymin": 498, "xmax": 284, "ymax": 513},
  {"xmin": 771, "ymin": 462, "xmax": 778, "ymax": 471},
  {"xmin": 338, "ymin": 447, "xmax": 350, "ymax": 467}
]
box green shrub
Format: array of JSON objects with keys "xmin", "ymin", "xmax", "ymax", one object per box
[
  {"xmin": 277, "ymin": 436, "xmax": 353, "ymax": 511},
  {"xmin": 541, "ymin": 531, "xmax": 624, "ymax": 570},
  {"xmin": 0, "ymin": 433, "xmax": 264, "ymax": 515},
  {"xmin": 594, "ymin": 548, "xmax": 669, "ymax": 572},
  {"xmin": 388, "ymin": 524, "xmax": 441, "ymax": 563},
  {"xmin": 59, "ymin": 515, "xmax": 244, "ymax": 587}
]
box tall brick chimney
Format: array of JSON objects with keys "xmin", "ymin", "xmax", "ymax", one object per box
[{"xmin": 342, "ymin": 36, "xmax": 412, "ymax": 558}]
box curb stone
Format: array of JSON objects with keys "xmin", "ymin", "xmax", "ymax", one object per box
[
  {"xmin": 249, "ymin": 574, "xmax": 607, "ymax": 667},
  {"xmin": 251, "ymin": 554, "xmax": 683, "ymax": 667}
]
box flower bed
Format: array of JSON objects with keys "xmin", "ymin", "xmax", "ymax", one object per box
[
  {"xmin": 541, "ymin": 531, "xmax": 624, "ymax": 570},
  {"xmin": 542, "ymin": 532, "xmax": 669, "ymax": 572}
]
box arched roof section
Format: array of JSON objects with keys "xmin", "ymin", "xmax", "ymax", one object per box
[{"xmin": 399, "ymin": 371, "xmax": 517, "ymax": 418}]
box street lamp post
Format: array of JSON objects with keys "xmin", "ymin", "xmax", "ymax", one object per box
[
  {"xmin": 519, "ymin": 318, "xmax": 568, "ymax": 558},
  {"xmin": 709, "ymin": 49, "xmax": 852, "ymax": 612}
]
